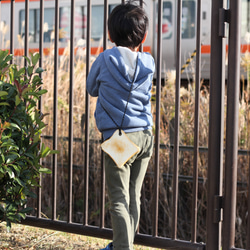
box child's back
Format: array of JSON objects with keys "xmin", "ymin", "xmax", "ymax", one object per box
[{"xmin": 86, "ymin": 45, "xmax": 154, "ymax": 140}]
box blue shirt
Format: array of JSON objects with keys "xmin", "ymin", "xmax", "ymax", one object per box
[{"xmin": 86, "ymin": 46, "xmax": 155, "ymax": 140}]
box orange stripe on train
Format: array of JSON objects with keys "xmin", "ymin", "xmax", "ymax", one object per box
[
  {"xmin": 7, "ymin": 44, "xmax": 250, "ymax": 57},
  {"xmin": 9, "ymin": 46, "xmax": 151, "ymax": 57},
  {"xmin": 201, "ymin": 44, "xmax": 250, "ymax": 54}
]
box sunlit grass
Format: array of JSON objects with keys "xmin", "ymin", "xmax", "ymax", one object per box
[{"xmin": 0, "ymin": 223, "xmax": 163, "ymax": 250}]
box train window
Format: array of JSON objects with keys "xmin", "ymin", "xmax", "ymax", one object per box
[
  {"xmin": 19, "ymin": 8, "xmax": 65, "ymax": 43},
  {"xmin": 19, "ymin": 9, "xmax": 38, "ymax": 42},
  {"xmin": 43, "ymin": 8, "xmax": 56, "ymax": 42},
  {"xmin": 19, "ymin": 4, "xmax": 113, "ymax": 44},
  {"xmin": 241, "ymin": 0, "xmax": 250, "ymax": 35},
  {"xmin": 160, "ymin": 1, "xmax": 196, "ymax": 39},
  {"xmin": 202, "ymin": 11, "xmax": 206, "ymax": 20},
  {"xmin": 59, "ymin": 6, "xmax": 85, "ymax": 42},
  {"xmin": 182, "ymin": 1, "xmax": 195, "ymax": 39},
  {"xmin": 162, "ymin": 2, "xmax": 173, "ymax": 39},
  {"xmin": 91, "ymin": 6, "xmax": 104, "ymax": 41}
]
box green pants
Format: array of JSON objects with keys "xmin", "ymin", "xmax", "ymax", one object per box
[{"xmin": 105, "ymin": 129, "xmax": 154, "ymax": 250}]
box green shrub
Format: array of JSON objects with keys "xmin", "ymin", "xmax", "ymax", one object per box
[{"xmin": 0, "ymin": 50, "xmax": 56, "ymax": 231}]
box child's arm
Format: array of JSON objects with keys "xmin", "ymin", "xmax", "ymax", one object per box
[{"xmin": 86, "ymin": 57, "xmax": 101, "ymax": 97}]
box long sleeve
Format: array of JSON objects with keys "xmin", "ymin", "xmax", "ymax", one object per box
[{"xmin": 86, "ymin": 55, "xmax": 102, "ymax": 97}]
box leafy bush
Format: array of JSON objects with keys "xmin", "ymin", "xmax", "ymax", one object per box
[{"xmin": 0, "ymin": 50, "xmax": 56, "ymax": 231}]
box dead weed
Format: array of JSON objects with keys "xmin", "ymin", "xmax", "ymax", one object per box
[{"xmin": 0, "ymin": 223, "xmax": 159, "ymax": 250}]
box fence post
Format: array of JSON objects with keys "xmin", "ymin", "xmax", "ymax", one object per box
[
  {"xmin": 222, "ymin": 0, "xmax": 241, "ymax": 249},
  {"xmin": 206, "ymin": 0, "xmax": 227, "ymax": 249}
]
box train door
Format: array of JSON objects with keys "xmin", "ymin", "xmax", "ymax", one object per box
[
  {"xmin": 153, "ymin": 0, "xmax": 176, "ymax": 76},
  {"xmin": 154, "ymin": 0, "xmax": 212, "ymax": 80},
  {"xmin": 180, "ymin": 0, "xmax": 197, "ymax": 79}
]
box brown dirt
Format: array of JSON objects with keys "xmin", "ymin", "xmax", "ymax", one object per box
[{"xmin": 0, "ymin": 222, "xmax": 160, "ymax": 250}]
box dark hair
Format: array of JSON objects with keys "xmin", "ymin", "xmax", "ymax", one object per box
[{"xmin": 108, "ymin": 1, "xmax": 148, "ymax": 49}]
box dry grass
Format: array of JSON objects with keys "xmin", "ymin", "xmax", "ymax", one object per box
[
  {"xmin": 0, "ymin": 223, "xmax": 162, "ymax": 250},
  {"xmin": 1, "ymin": 20, "xmax": 250, "ymax": 248},
  {"xmin": 28, "ymin": 48, "xmax": 250, "ymax": 247}
]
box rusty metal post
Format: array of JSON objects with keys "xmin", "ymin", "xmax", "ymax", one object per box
[
  {"xmin": 206, "ymin": 0, "xmax": 227, "ymax": 249},
  {"xmin": 222, "ymin": 0, "xmax": 241, "ymax": 249}
]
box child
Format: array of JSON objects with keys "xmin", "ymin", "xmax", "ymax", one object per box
[{"xmin": 86, "ymin": 1, "xmax": 155, "ymax": 249}]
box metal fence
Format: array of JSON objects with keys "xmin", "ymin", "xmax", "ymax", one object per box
[{"xmin": 1, "ymin": 0, "xmax": 249, "ymax": 249}]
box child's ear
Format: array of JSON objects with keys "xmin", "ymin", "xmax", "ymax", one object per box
[{"xmin": 141, "ymin": 31, "xmax": 148, "ymax": 44}]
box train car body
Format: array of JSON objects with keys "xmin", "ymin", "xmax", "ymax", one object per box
[{"xmin": 0, "ymin": 0, "xmax": 249, "ymax": 80}]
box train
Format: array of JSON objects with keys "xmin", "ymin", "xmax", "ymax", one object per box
[{"xmin": 0, "ymin": 0, "xmax": 249, "ymax": 80}]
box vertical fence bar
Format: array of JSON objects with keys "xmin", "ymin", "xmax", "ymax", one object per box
[
  {"xmin": 103, "ymin": 0, "xmax": 108, "ymax": 51},
  {"xmin": 39, "ymin": 0, "xmax": 44, "ymax": 62},
  {"xmin": 248, "ymin": 161, "xmax": 250, "ymax": 248},
  {"xmin": 172, "ymin": 0, "xmax": 182, "ymax": 240},
  {"xmin": 100, "ymin": 0, "xmax": 108, "ymax": 229},
  {"xmin": 152, "ymin": 0, "xmax": 162, "ymax": 238},
  {"xmin": 139, "ymin": 0, "xmax": 143, "ymax": 53},
  {"xmin": 37, "ymin": 0, "xmax": 44, "ymax": 219},
  {"xmin": 206, "ymin": 0, "xmax": 226, "ymax": 249},
  {"xmin": 222, "ymin": 0, "xmax": 241, "ymax": 249},
  {"xmin": 52, "ymin": 0, "xmax": 59, "ymax": 221},
  {"xmin": 137, "ymin": 0, "xmax": 143, "ymax": 234},
  {"xmin": 10, "ymin": 0, "xmax": 14, "ymax": 60},
  {"xmin": 24, "ymin": 0, "xmax": 29, "ymax": 60},
  {"xmin": 191, "ymin": 0, "xmax": 202, "ymax": 243},
  {"xmin": 0, "ymin": 2, "xmax": 1, "ymax": 49},
  {"xmin": 67, "ymin": 0, "xmax": 75, "ymax": 224},
  {"xmin": 84, "ymin": 0, "xmax": 91, "ymax": 226}
]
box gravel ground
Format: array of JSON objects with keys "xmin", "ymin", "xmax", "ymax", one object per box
[{"xmin": 0, "ymin": 223, "xmax": 160, "ymax": 250}]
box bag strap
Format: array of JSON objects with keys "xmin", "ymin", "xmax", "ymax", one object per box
[{"xmin": 101, "ymin": 56, "xmax": 138, "ymax": 135}]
